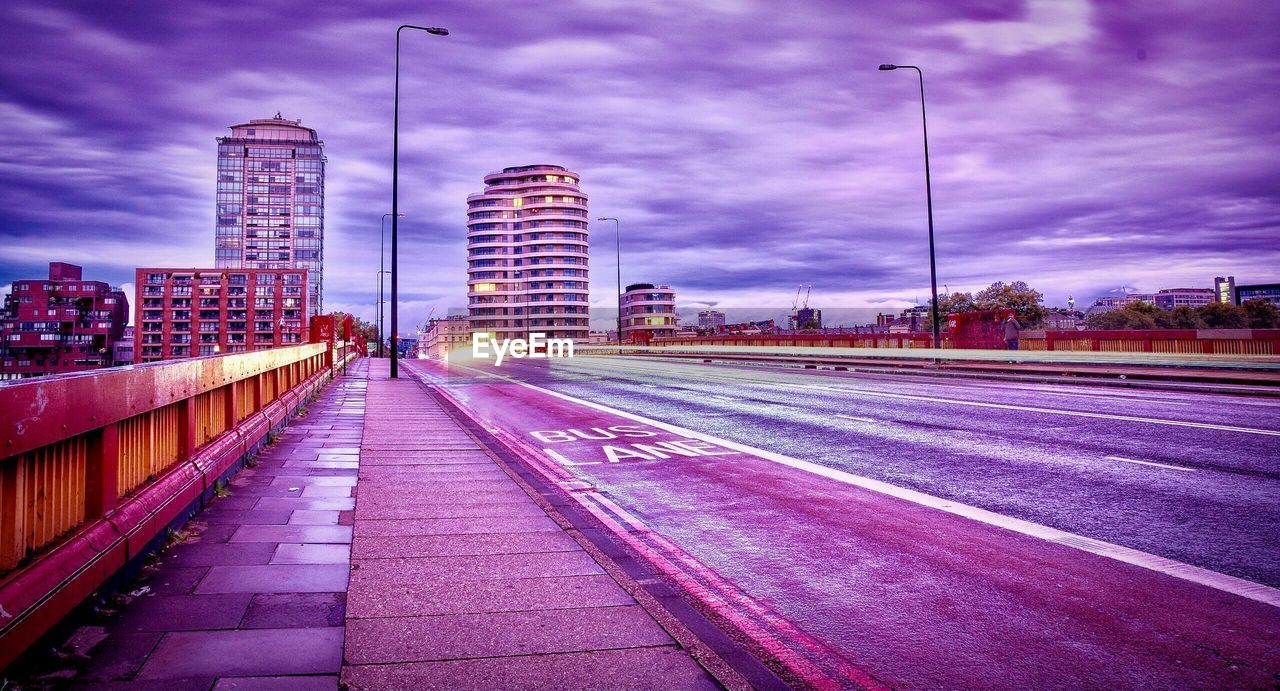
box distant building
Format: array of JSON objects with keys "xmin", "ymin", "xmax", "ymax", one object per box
[
  {"xmin": 215, "ymin": 114, "xmax": 326, "ymax": 317},
  {"xmin": 0, "ymin": 262, "xmax": 129, "ymax": 379},
  {"xmin": 1086, "ymin": 293, "xmax": 1153, "ymax": 315},
  {"xmin": 1153, "ymin": 288, "xmax": 1215, "ymax": 311},
  {"xmin": 1214, "ymin": 276, "xmax": 1237, "ymax": 304},
  {"xmin": 621, "ymin": 283, "xmax": 677, "ymax": 342},
  {"xmin": 418, "ymin": 315, "xmax": 470, "ymax": 359},
  {"xmin": 587, "ymin": 331, "xmax": 611, "ymax": 344},
  {"xmin": 697, "ymin": 310, "xmax": 726, "ymax": 329},
  {"xmin": 722, "ymin": 320, "xmax": 776, "ymax": 335},
  {"xmin": 789, "ymin": 307, "xmax": 823, "ymax": 331},
  {"xmin": 1041, "ymin": 311, "xmax": 1082, "ymax": 330},
  {"xmin": 466, "ymin": 164, "xmax": 590, "ymax": 342},
  {"xmin": 112, "ymin": 325, "xmax": 135, "ymax": 366},
  {"xmin": 1236, "ymin": 282, "xmax": 1280, "ymax": 306},
  {"xmin": 134, "ymin": 268, "xmax": 308, "ymax": 364}
]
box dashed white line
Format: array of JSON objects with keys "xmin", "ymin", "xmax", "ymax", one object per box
[
  {"xmin": 835, "ymin": 414, "xmax": 877, "ymax": 423},
  {"xmin": 711, "ymin": 395, "xmax": 738, "ymax": 401},
  {"xmin": 1105, "ymin": 455, "xmax": 1196, "ymax": 472}
]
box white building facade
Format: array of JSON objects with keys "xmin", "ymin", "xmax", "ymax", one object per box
[{"xmin": 466, "ymin": 165, "xmax": 589, "ymax": 341}]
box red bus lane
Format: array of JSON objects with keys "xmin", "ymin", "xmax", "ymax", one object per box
[{"xmin": 406, "ymin": 360, "xmax": 1280, "ymax": 690}]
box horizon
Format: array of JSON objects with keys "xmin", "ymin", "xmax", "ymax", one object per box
[{"xmin": 1, "ymin": 1, "xmax": 1278, "ymax": 333}]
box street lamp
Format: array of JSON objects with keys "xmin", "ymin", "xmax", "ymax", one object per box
[
  {"xmin": 391, "ymin": 24, "xmax": 449, "ymax": 378},
  {"xmin": 879, "ymin": 63, "xmax": 942, "ymax": 349},
  {"xmin": 597, "ymin": 217, "xmax": 622, "ymax": 343},
  {"xmin": 379, "ymin": 212, "xmax": 404, "ymax": 358},
  {"xmin": 375, "ymin": 269, "xmax": 390, "ymax": 356}
]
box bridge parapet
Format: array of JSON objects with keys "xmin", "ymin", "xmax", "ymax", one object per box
[{"xmin": 0, "ymin": 341, "xmax": 354, "ymax": 669}]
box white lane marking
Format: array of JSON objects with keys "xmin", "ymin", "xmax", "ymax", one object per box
[
  {"xmin": 772, "ymin": 382, "xmax": 1280, "ymax": 437},
  {"xmin": 640, "ymin": 384, "xmax": 659, "ymax": 388},
  {"xmin": 452, "ymin": 363, "xmax": 1280, "ymax": 609},
  {"xmin": 711, "ymin": 395, "xmax": 738, "ymax": 401},
  {"xmin": 1105, "ymin": 455, "xmax": 1196, "ymax": 472},
  {"xmin": 835, "ymin": 414, "xmax": 878, "ymax": 423}
]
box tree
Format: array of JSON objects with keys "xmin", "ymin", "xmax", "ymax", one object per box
[
  {"xmin": 923, "ymin": 291, "xmax": 976, "ymax": 332},
  {"xmin": 1196, "ymin": 302, "xmax": 1248, "ymax": 329},
  {"xmin": 974, "ymin": 281, "xmax": 1047, "ymax": 327},
  {"xmin": 1168, "ymin": 305, "xmax": 1206, "ymax": 329},
  {"xmin": 1241, "ymin": 299, "xmax": 1280, "ymax": 328},
  {"xmin": 1086, "ymin": 301, "xmax": 1166, "ymax": 330},
  {"xmin": 329, "ymin": 311, "xmax": 378, "ymax": 344}
]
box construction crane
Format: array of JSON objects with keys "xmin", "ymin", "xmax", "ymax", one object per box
[
  {"xmin": 791, "ymin": 285, "xmax": 804, "ymax": 312},
  {"xmin": 802, "ymin": 284, "xmax": 812, "ymax": 309}
]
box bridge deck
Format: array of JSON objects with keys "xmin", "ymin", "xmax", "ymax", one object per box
[{"xmin": 16, "ymin": 359, "xmax": 716, "ymax": 690}]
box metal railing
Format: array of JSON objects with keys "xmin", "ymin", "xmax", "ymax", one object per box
[
  {"xmin": 0, "ymin": 343, "xmax": 343, "ymax": 570},
  {"xmin": 0, "ymin": 342, "xmax": 354, "ymax": 669},
  {"xmin": 646, "ymin": 329, "xmax": 1280, "ymax": 354}
]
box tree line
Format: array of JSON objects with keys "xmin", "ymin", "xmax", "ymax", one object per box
[
  {"xmin": 1085, "ymin": 299, "xmax": 1280, "ymax": 330},
  {"xmin": 926, "ymin": 281, "xmax": 1280, "ymax": 330}
]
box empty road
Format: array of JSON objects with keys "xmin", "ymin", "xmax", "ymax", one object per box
[{"xmin": 405, "ymin": 355, "xmax": 1280, "ymax": 689}]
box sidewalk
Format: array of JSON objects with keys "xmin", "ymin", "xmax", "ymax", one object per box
[
  {"xmin": 12, "ymin": 359, "xmax": 724, "ymax": 690},
  {"xmin": 341, "ymin": 359, "xmax": 718, "ymax": 689},
  {"xmin": 16, "ymin": 360, "xmax": 368, "ymax": 689}
]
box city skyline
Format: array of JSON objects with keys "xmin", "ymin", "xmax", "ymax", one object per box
[{"xmin": 1, "ymin": 1, "xmax": 1278, "ymax": 331}]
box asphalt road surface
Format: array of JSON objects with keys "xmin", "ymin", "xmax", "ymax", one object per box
[{"xmin": 405, "ymin": 356, "xmax": 1280, "ymax": 689}]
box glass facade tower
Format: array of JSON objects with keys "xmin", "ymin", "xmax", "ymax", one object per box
[{"xmin": 215, "ymin": 114, "xmax": 325, "ymax": 317}]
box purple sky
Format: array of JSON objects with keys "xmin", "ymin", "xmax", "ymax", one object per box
[{"xmin": 1, "ymin": 1, "xmax": 1277, "ymax": 329}]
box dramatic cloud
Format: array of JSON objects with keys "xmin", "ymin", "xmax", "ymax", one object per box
[{"xmin": 0, "ymin": 0, "xmax": 1277, "ymax": 329}]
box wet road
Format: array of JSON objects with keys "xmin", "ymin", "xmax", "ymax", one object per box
[
  {"xmin": 404, "ymin": 356, "xmax": 1280, "ymax": 688},
  {"xmin": 475, "ymin": 355, "xmax": 1280, "ymax": 585}
]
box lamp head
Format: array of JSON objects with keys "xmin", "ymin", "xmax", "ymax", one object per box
[
  {"xmin": 426, "ymin": 27, "xmax": 449, "ymax": 35},
  {"xmin": 878, "ymin": 64, "xmax": 898, "ymax": 71}
]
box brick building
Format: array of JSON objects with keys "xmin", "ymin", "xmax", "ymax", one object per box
[
  {"xmin": 134, "ymin": 268, "xmax": 308, "ymax": 364},
  {"xmin": 0, "ymin": 262, "xmax": 129, "ymax": 379}
]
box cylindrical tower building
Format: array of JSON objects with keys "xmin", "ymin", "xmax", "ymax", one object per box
[
  {"xmin": 621, "ymin": 283, "xmax": 678, "ymax": 342},
  {"xmin": 466, "ymin": 165, "xmax": 590, "ymax": 341}
]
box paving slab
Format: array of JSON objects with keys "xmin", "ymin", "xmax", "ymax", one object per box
[
  {"xmin": 136, "ymin": 627, "xmax": 343, "ymax": 679},
  {"xmin": 241, "ymin": 593, "xmax": 346, "ymax": 629},
  {"xmin": 345, "ymin": 605, "xmax": 673, "ymax": 664},
  {"xmin": 272, "ymin": 543, "xmax": 351, "ymax": 565},
  {"xmin": 196, "ymin": 564, "xmax": 350, "ymax": 594},
  {"xmin": 111, "ymin": 594, "xmax": 251, "ymax": 633},
  {"xmin": 351, "ymin": 531, "xmax": 579, "ymax": 558},
  {"xmin": 341, "ymin": 647, "xmax": 719, "ymax": 691},
  {"xmin": 229, "ymin": 524, "xmax": 353, "ymax": 544},
  {"xmin": 351, "ymin": 515, "xmax": 563, "ymax": 536},
  {"xmin": 351, "ymin": 551, "xmax": 606, "ymax": 582}
]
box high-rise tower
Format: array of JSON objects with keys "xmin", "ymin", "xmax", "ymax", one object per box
[
  {"xmin": 215, "ymin": 113, "xmax": 325, "ymax": 317},
  {"xmin": 466, "ymin": 165, "xmax": 590, "ymax": 341}
]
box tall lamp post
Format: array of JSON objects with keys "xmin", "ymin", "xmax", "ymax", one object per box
[
  {"xmin": 391, "ymin": 24, "xmax": 449, "ymax": 378},
  {"xmin": 378, "ymin": 212, "xmax": 403, "ymax": 358},
  {"xmin": 375, "ymin": 269, "xmax": 390, "ymax": 356},
  {"xmin": 879, "ymin": 63, "xmax": 941, "ymax": 349},
  {"xmin": 597, "ymin": 217, "xmax": 622, "ymax": 343}
]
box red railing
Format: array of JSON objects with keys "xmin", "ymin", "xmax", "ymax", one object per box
[
  {"xmin": 0, "ymin": 342, "xmax": 355, "ymax": 668},
  {"xmin": 649, "ymin": 329, "xmax": 1280, "ymax": 354},
  {"xmin": 1022, "ymin": 329, "xmax": 1280, "ymax": 355}
]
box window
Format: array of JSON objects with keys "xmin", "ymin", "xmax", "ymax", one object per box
[{"xmin": 473, "ymin": 283, "xmax": 497, "ymax": 292}]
